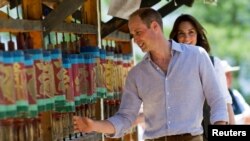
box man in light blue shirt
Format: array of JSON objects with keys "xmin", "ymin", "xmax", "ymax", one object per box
[{"xmin": 73, "ymin": 7, "xmax": 228, "ymax": 141}]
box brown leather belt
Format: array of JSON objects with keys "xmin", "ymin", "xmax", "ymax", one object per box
[
  {"xmin": 145, "ymin": 133, "xmax": 196, "ymax": 141},
  {"xmin": 168, "ymin": 133, "xmax": 192, "ymax": 137}
]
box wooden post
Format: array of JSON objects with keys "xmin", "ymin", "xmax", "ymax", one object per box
[
  {"xmin": 82, "ymin": 0, "xmax": 98, "ymax": 46},
  {"xmin": 22, "ymin": 1, "xmax": 53, "ymax": 141},
  {"xmin": 119, "ymin": 41, "xmax": 133, "ymax": 55},
  {"xmin": 22, "ymin": 0, "xmax": 43, "ymax": 48}
]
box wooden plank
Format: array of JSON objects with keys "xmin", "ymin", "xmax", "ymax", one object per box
[
  {"xmin": 0, "ymin": 19, "xmax": 41, "ymax": 32},
  {"xmin": 72, "ymin": 10, "xmax": 82, "ymax": 22},
  {"xmin": 0, "ymin": 19, "xmax": 97, "ymax": 34},
  {"xmin": 105, "ymin": 30, "xmax": 130, "ymax": 42},
  {"xmin": 53, "ymin": 22, "xmax": 97, "ymax": 34},
  {"xmin": 43, "ymin": 0, "xmax": 60, "ymax": 2},
  {"xmin": 82, "ymin": 0, "xmax": 98, "ymax": 46},
  {"xmin": 0, "ymin": 11, "xmax": 8, "ymax": 19},
  {"xmin": 0, "ymin": 0, "xmax": 8, "ymax": 8},
  {"xmin": 182, "ymin": 0, "xmax": 195, "ymax": 7},
  {"xmin": 42, "ymin": 0, "xmax": 60, "ymax": 9},
  {"xmin": 40, "ymin": 112, "xmax": 53, "ymax": 141},
  {"xmin": 101, "ymin": 18, "xmax": 127, "ymax": 39},
  {"xmin": 9, "ymin": 0, "xmax": 20, "ymax": 9},
  {"xmin": 158, "ymin": 0, "xmax": 195, "ymax": 18},
  {"xmin": 82, "ymin": 0, "xmax": 97, "ymax": 25},
  {"xmin": 118, "ymin": 23, "xmax": 129, "ymax": 33},
  {"xmin": 140, "ymin": 0, "xmax": 161, "ymax": 7},
  {"xmin": 22, "ymin": 0, "xmax": 42, "ymax": 19},
  {"xmin": 22, "ymin": 0, "xmax": 43, "ymax": 49},
  {"xmin": 42, "ymin": 0, "xmax": 84, "ymax": 36},
  {"xmin": 119, "ymin": 41, "xmax": 132, "ymax": 54}
]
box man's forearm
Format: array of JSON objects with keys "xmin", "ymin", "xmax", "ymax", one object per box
[{"xmin": 214, "ymin": 121, "xmax": 228, "ymax": 125}]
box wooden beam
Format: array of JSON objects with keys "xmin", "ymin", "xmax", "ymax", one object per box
[
  {"xmin": 9, "ymin": 0, "xmax": 20, "ymax": 9},
  {"xmin": 182, "ymin": 0, "xmax": 195, "ymax": 7},
  {"xmin": 22, "ymin": 0, "xmax": 43, "ymax": 49},
  {"xmin": 42, "ymin": 0, "xmax": 60, "ymax": 2},
  {"xmin": 40, "ymin": 111, "xmax": 53, "ymax": 141},
  {"xmin": 0, "ymin": 0, "xmax": 8, "ymax": 8},
  {"xmin": 0, "ymin": 19, "xmax": 97, "ymax": 34},
  {"xmin": 53, "ymin": 22, "xmax": 97, "ymax": 34},
  {"xmin": 22, "ymin": 0, "xmax": 42, "ymax": 20},
  {"xmin": 72, "ymin": 10, "xmax": 82, "ymax": 22},
  {"xmin": 82, "ymin": 0, "xmax": 98, "ymax": 46},
  {"xmin": 101, "ymin": 18, "xmax": 127, "ymax": 39},
  {"xmin": 158, "ymin": 0, "xmax": 195, "ymax": 18},
  {"xmin": 101, "ymin": 0, "xmax": 161, "ymax": 39},
  {"xmin": 120, "ymin": 41, "xmax": 132, "ymax": 54},
  {"xmin": 118, "ymin": 23, "xmax": 129, "ymax": 33},
  {"xmin": 105, "ymin": 30, "xmax": 130, "ymax": 42},
  {"xmin": 140, "ymin": 0, "xmax": 161, "ymax": 7},
  {"xmin": 0, "ymin": 11, "xmax": 8, "ymax": 19},
  {"xmin": 42, "ymin": 0, "xmax": 84, "ymax": 36},
  {"xmin": 42, "ymin": 0, "xmax": 60, "ymax": 9},
  {"xmin": 0, "ymin": 19, "xmax": 41, "ymax": 32}
]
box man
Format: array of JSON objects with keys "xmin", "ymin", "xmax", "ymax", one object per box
[
  {"xmin": 73, "ymin": 8, "xmax": 228, "ymax": 141},
  {"xmin": 222, "ymin": 60, "xmax": 250, "ymax": 124}
]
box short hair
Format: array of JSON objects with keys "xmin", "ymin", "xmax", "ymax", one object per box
[
  {"xmin": 169, "ymin": 14, "xmax": 211, "ymax": 53},
  {"xmin": 129, "ymin": 7, "xmax": 163, "ymax": 30}
]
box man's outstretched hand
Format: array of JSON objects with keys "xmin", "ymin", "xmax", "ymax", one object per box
[
  {"xmin": 73, "ymin": 116, "xmax": 94, "ymax": 133},
  {"xmin": 73, "ymin": 116, "xmax": 116, "ymax": 135}
]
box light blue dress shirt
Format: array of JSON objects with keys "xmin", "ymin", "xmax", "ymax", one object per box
[{"xmin": 107, "ymin": 40, "xmax": 228, "ymax": 139}]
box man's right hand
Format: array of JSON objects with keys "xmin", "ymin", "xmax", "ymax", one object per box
[
  {"xmin": 73, "ymin": 116, "xmax": 116, "ymax": 135},
  {"xmin": 73, "ymin": 116, "xmax": 94, "ymax": 133}
]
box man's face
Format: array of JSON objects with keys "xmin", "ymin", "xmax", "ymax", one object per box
[{"xmin": 128, "ymin": 16, "xmax": 154, "ymax": 52}]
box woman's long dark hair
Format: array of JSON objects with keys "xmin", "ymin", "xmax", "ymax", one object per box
[{"xmin": 169, "ymin": 14, "xmax": 211, "ymax": 53}]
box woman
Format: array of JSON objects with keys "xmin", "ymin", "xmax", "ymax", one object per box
[{"xmin": 169, "ymin": 14, "xmax": 235, "ymax": 140}]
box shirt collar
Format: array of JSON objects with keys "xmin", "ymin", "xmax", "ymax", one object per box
[{"xmin": 142, "ymin": 39, "xmax": 184, "ymax": 61}]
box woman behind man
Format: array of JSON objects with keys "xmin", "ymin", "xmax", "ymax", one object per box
[{"xmin": 169, "ymin": 14, "xmax": 235, "ymax": 140}]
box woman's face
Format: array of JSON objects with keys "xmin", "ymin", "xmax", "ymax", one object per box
[{"xmin": 176, "ymin": 21, "xmax": 197, "ymax": 45}]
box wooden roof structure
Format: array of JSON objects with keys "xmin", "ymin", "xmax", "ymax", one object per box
[
  {"xmin": 101, "ymin": 0, "xmax": 195, "ymax": 38},
  {"xmin": 0, "ymin": 0, "xmax": 195, "ymax": 38}
]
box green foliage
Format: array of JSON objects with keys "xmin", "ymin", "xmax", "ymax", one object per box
[{"xmin": 135, "ymin": 53, "xmax": 143, "ymax": 63}]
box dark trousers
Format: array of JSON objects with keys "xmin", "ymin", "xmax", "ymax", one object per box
[{"xmin": 145, "ymin": 134, "xmax": 203, "ymax": 141}]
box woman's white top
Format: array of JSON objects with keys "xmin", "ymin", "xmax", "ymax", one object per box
[{"xmin": 213, "ymin": 56, "xmax": 232, "ymax": 104}]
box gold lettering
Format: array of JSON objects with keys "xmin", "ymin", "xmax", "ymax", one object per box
[{"xmin": 2, "ymin": 65, "xmax": 15, "ymax": 103}]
